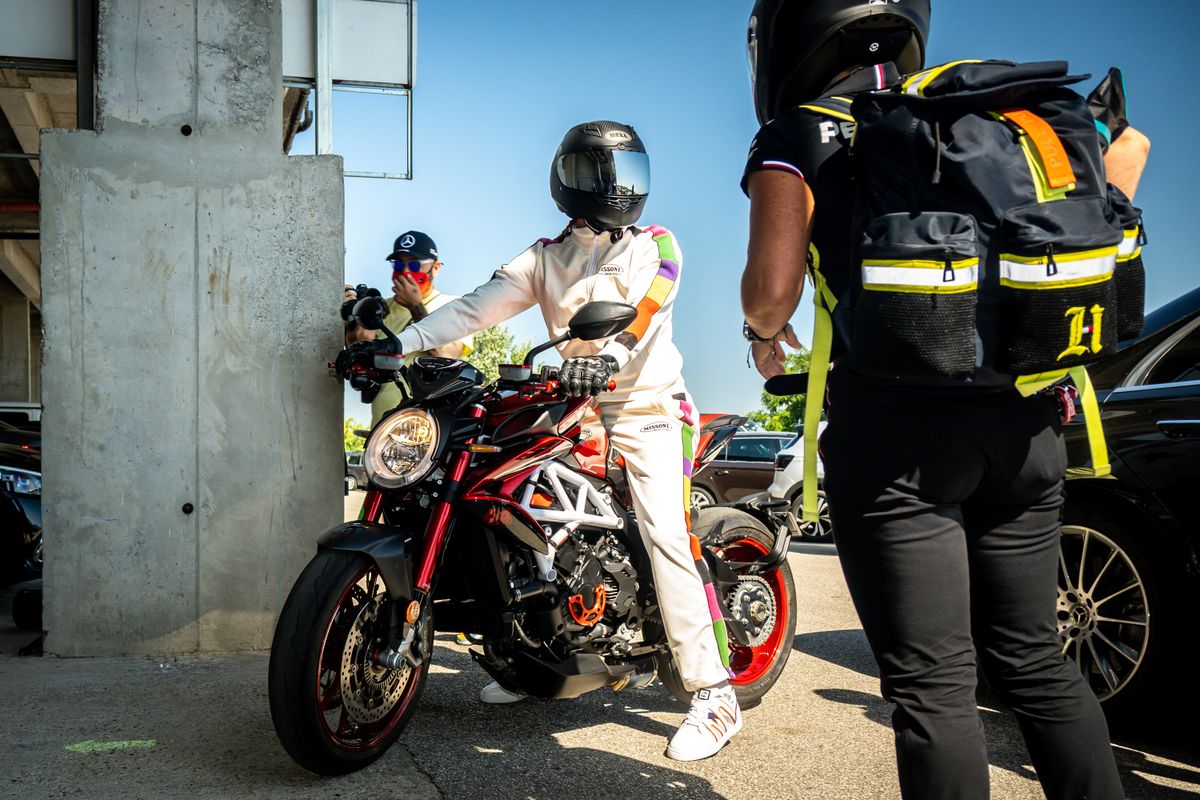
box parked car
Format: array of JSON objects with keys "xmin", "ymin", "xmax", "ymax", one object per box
[
  {"xmin": 0, "ymin": 419, "xmax": 40, "ymax": 449},
  {"xmin": 768, "ymin": 421, "xmax": 830, "ymax": 543},
  {"xmin": 690, "ymin": 430, "xmax": 794, "ymax": 509},
  {"xmin": 1056, "ymin": 286, "xmax": 1200, "ymax": 715},
  {"xmin": 1, "ymin": 440, "xmax": 42, "ymax": 630},
  {"xmin": 345, "ymin": 450, "xmax": 367, "ymax": 491}
]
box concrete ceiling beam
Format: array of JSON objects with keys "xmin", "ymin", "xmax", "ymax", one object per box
[{"xmin": 0, "ymin": 239, "xmax": 40, "ymax": 309}]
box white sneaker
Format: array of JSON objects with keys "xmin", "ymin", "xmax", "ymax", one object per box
[
  {"xmin": 665, "ymin": 685, "xmax": 742, "ymax": 761},
  {"xmin": 479, "ymin": 680, "xmax": 526, "ymax": 704}
]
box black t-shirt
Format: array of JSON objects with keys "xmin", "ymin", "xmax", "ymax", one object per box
[
  {"xmin": 741, "ymin": 64, "xmax": 899, "ymax": 362},
  {"xmin": 741, "ymin": 63, "xmax": 899, "ymax": 318}
]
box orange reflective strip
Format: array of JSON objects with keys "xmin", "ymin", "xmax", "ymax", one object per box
[
  {"xmin": 626, "ymin": 297, "xmax": 661, "ymax": 341},
  {"xmin": 1000, "ymin": 108, "xmax": 1077, "ymax": 189}
]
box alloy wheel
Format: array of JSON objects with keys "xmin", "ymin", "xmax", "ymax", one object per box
[
  {"xmin": 791, "ymin": 491, "xmax": 832, "ymax": 541},
  {"xmin": 1056, "ymin": 524, "xmax": 1150, "ymax": 701}
]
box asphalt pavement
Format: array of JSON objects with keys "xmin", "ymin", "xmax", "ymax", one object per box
[{"xmin": 1, "ymin": 492, "xmax": 1197, "ymax": 799}]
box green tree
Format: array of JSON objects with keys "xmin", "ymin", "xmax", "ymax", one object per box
[
  {"xmin": 747, "ymin": 348, "xmax": 811, "ymax": 432},
  {"xmin": 344, "ymin": 417, "xmax": 366, "ymax": 452},
  {"xmin": 468, "ymin": 323, "xmax": 533, "ymax": 382}
]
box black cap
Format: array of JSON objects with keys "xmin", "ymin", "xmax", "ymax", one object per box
[{"xmin": 386, "ymin": 230, "xmax": 439, "ymax": 262}]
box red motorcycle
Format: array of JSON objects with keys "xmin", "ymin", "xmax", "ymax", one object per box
[{"xmin": 268, "ymin": 297, "xmax": 798, "ymax": 775}]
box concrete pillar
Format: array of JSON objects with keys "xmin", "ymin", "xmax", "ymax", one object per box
[
  {"xmin": 40, "ymin": 0, "xmax": 344, "ymax": 655},
  {"xmin": 0, "ymin": 294, "xmax": 32, "ymax": 401}
]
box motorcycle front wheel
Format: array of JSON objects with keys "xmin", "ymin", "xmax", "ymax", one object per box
[{"xmin": 269, "ymin": 550, "xmax": 431, "ymax": 775}]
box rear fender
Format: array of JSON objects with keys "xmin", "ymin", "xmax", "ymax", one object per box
[
  {"xmin": 707, "ymin": 493, "xmax": 794, "ymax": 574},
  {"xmin": 317, "ymin": 521, "xmax": 414, "ymax": 601}
]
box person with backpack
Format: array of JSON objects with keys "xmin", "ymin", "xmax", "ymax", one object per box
[{"xmin": 739, "ymin": 2, "xmax": 1147, "ymax": 797}]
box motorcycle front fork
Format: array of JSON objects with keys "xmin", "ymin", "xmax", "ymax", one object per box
[{"xmin": 366, "ymin": 405, "xmax": 485, "ymax": 668}]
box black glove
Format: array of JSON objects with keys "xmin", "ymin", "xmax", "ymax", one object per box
[
  {"xmin": 560, "ymin": 355, "xmax": 619, "ymax": 397},
  {"xmin": 1087, "ymin": 67, "xmax": 1129, "ymax": 145}
]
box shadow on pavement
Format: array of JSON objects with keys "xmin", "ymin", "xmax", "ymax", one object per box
[
  {"xmin": 400, "ymin": 636, "xmax": 730, "ymax": 800},
  {"xmin": 798, "ymin": 629, "xmax": 1200, "ymax": 799}
]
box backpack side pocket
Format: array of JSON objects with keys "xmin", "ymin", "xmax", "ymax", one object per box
[
  {"xmin": 1115, "ymin": 222, "xmax": 1145, "ymax": 340},
  {"xmin": 851, "ymin": 212, "xmax": 979, "ymax": 380},
  {"xmin": 998, "ymin": 197, "xmax": 1122, "ymax": 373}
]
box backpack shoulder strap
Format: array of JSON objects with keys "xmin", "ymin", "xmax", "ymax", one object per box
[{"xmin": 797, "ymin": 96, "xmax": 855, "ymax": 122}]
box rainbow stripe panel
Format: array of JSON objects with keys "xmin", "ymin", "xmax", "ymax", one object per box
[
  {"xmin": 679, "ymin": 397, "xmax": 732, "ymax": 671},
  {"xmin": 615, "ymin": 226, "xmax": 680, "ymax": 352}
]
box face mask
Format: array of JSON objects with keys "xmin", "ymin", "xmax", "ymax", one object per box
[{"xmin": 391, "ymin": 259, "xmax": 433, "ymax": 292}]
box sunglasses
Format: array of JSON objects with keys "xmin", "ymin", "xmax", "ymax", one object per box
[{"xmin": 390, "ymin": 258, "xmax": 430, "ymax": 272}]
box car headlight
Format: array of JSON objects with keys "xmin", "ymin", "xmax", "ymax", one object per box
[
  {"xmin": 364, "ymin": 409, "xmax": 440, "ymax": 489},
  {"xmin": 0, "ymin": 467, "xmax": 41, "ymax": 496}
]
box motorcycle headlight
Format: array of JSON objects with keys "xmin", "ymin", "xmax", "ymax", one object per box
[
  {"xmin": 364, "ymin": 409, "xmax": 440, "ymax": 489},
  {"xmin": 0, "ymin": 467, "xmax": 40, "ymax": 496}
]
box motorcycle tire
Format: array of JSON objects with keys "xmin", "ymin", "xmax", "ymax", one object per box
[
  {"xmin": 657, "ymin": 507, "xmax": 797, "ymax": 709},
  {"xmin": 268, "ymin": 550, "xmax": 431, "ymax": 775},
  {"xmin": 11, "ymin": 587, "xmax": 41, "ymax": 631}
]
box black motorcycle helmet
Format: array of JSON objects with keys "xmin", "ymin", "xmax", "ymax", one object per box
[
  {"xmin": 748, "ymin": 0, "xmax": 930, "ymax": 125},
  {"xmin": 550, "ymin": 121, "xmax": 650, "ymax": 231}
]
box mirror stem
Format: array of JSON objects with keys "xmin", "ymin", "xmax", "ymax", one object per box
[
  {"xmin": 524, "ymin": 333, "xmax": 572, "ymax": 367},
  {"xmin": 378, "ymin": 321, "xmax": 402, "ymax": 354}
]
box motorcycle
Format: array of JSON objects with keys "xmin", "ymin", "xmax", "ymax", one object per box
[{"xmin": 268, "ymin": 295, "xmax": 798, "ymax": 775}]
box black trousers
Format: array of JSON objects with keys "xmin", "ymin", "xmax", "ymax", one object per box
[{"xmin": 822, "ymin": 367, "xmax": 1124, "ymax": 800}]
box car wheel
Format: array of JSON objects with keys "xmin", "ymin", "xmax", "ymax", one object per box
[
  {"xmin": 690, "ymin": 486, "xmax": 716, "ymax": 510},
  {"xmin": 1056, "ymin": 507, "xmax": 1178, "ymax": 718},
  {"xmin": 346, "ymin": 474, "xmax": 358, "ymax": 492},
  {"xmin": 790, "ymin": 490, "xmax": 833, "ymax": 544}
]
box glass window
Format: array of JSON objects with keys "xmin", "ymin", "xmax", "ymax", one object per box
[
  {"xmin": 1144, "ymin": 327, "xmax": 1200, "ymax": 386},
  {"xmin": 723, "ymin": 438, "xmax": 777, "ymax": 463}
]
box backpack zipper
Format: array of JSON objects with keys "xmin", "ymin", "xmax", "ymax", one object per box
[
  {"xmin": 942, "ymin": 249, "xmax": 955, "ymax": 283},
  {"xmin": 1045, "ymin": 243, "xmax": 1058, "ymax": 277}
]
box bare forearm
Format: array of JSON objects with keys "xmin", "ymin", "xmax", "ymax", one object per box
[
  {"xmin": 1105, "ymin": 126, "xmax": 1150, "ymax": 200},
  {"xmin": 742, "ymin": 171, "xmax": 813, "ymax": 336}
]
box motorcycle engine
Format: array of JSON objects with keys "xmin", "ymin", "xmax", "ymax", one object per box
[{"xmin": 553, "ymin": 529, "xmax": 641, "ymax": 656}]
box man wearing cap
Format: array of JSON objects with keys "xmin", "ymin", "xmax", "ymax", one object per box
[{"xmin": 344, "ymin": 230, "xmax": 472, "ymax": 424}]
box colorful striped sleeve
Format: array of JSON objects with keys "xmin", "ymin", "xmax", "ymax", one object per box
[{"xmin": 600, "ymin": 225, "xmax": 681, "ymax": 369}]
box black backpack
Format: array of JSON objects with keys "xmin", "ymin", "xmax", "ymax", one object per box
[
  {"xmin": 794, "ymin": 60, "xmax": 1146, "ymax": 519},
  {"xmin": 814, "ymin": 59, "xmax": 1144, "ymax": 380}
]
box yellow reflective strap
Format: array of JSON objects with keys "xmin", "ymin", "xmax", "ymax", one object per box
[
  {"xmin": 802, "ymin": 271, "xmax": 834, "ymax": 523},
  {"xmin": 1014, "ymin": 369, "xmax": 1069, "ymax": 397},
  {"xmin": 1068, "ymin": 365, "xmax": 1111, "ymax": 477}
]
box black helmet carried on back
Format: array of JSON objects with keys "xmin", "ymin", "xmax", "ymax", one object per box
[
  {"xmin": 748, "ymin": 0, "xmax": 930, "ymax": 125},
  {"xmin": 550, "ymin": 121, "xmax": 651, "ymax": 231}
]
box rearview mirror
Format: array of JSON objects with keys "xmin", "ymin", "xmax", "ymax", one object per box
[
  {"xmin": 353, "ymin": 297, "xmax": 389, "ymax": 331},
  {"xmin": 567, "ymin": 301, "xmax": 638, "ymax": 342}
]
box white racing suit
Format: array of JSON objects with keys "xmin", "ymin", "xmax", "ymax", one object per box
[{"xmin": 397, "ymin": 224, "xmax": 730, "ymax": 691}]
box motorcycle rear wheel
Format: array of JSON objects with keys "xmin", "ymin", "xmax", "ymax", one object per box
[
  {"xmin": 269, "ymin": 550, "xmax": 430, "ymax": 775},
  {"xmin": 657, "ymin": 508, "xmax": 797, "ymax": 708}
]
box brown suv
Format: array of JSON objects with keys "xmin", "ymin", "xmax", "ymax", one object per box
[{"xmin": 690, "ymin": 430, "xmax": 795, "ymax": 508}]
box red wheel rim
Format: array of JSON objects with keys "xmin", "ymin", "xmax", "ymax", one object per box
[
  {"xmin": 719, "ymin": 538, "xmax": 790, "ymax": 686},
  {"xmin": 314, "ymin": 566, "xmax": 424, "ymax": 752}
]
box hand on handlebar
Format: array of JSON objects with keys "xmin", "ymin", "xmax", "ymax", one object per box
[{"xmin": 559, "ymin": 355, "xmax": 619, "ymax": 397}]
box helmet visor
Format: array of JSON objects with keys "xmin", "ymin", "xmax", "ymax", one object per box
[{"xmin": 556, "ymin": 149, "xmax": 651, "ymax": 197}]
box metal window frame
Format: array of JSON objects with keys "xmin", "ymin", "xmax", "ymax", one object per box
[{"xmin": 312, "ymin": 0, "xmax": 415, "ymax": 180}]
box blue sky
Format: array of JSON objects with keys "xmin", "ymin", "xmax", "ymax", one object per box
[{"xmin": 321, "ymin": 1, "xmax": 1199, "ymax": 423}]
